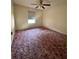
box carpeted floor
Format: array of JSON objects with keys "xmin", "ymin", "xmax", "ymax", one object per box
[{"xmin": 12, "ymin": 27, "xmax": 67, "ymax": 59}]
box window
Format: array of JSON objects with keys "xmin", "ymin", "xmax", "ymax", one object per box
[
  {"xmin": 28, "ymin": 11, "xmax": 36, "ymax": 24},
  {"xmin": 28, "ymin": 18, "xmax": 36, "ymax": 24}
]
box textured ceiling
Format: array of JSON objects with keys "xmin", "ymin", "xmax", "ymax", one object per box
[{"xmin": 13, "ymin": 0, "xmax": 66, "ymax": 10}]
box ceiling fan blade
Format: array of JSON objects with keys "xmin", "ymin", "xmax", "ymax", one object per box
[
  {"xmin": 43, "ymin": 4, "xmax": 51, "ymax": 6},
  {"xmin": 42, "ymin": 6, "xmax": 45, "ymax": 9},
  {"xmin": 40, "ymin": 0, "xmax": 43, "ymax": 4},
  {"xmin": 35, "ymin": 6, "xmax": 39, "ymax": 8}
]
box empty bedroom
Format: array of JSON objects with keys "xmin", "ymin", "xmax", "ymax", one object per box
[{"xmin": 11, "ymin": 0, "xmax": 67, "ymax": 59}]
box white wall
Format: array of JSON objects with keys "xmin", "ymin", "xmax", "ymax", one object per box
[
  {"xmin": 14, "ymin": 4, "xmax": 43, "ymax": 30},
  {"xmin": 43, "ymin": 3, "xmax": 67, "ymax": 34}
]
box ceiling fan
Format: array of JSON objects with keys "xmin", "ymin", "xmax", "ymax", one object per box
[{"xmin": 32, "ymin": 0, "xmax": 51, "ymax": 9}]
